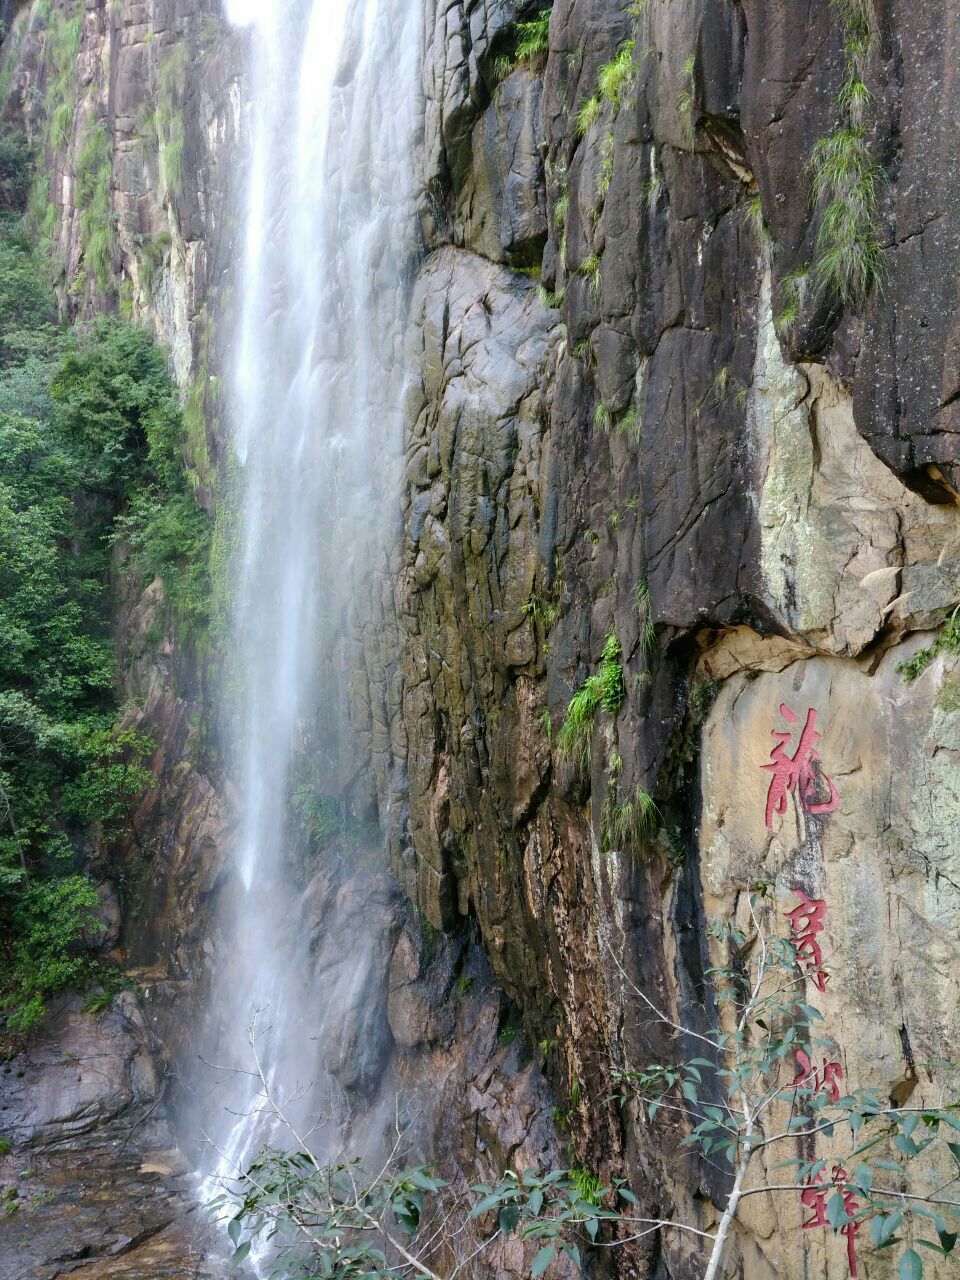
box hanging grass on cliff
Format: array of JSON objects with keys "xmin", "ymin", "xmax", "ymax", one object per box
[{"xmin": 0, "ymin": 133, "xmax": 213, "ymax": 1037}]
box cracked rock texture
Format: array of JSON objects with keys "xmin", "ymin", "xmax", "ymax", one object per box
[{"xmin": 3, "ymin": 0, "xmax": 960, "ymax": 1277}]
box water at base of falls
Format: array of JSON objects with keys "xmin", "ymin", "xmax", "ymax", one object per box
[{"xmin": 183, "ymin": 0, "xmax": 422, "ymax": 1262}]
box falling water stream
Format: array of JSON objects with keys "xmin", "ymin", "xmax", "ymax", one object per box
[{"xmin": 190, "ymin": 0, "xmax": 422, "ymax": 1260}]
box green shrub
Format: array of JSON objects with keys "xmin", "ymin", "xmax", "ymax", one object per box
[
  {"xmin": 0, "ymin": 133, "xmax": 33, "ymax": 212},
  {"xmin": 4, "ymin": 877, "xmax": 100, "ymax": 1034},
  {"xmin": 558, "ymin": 633, "xmax": 624, "ymax": 765},
  {"xmin": 0, "ymin": 151, "xmax": 212, "ymax": 1034},
  {"xmin": 514, "ymin": 10, "xmax": 550, "ymax": 64}
]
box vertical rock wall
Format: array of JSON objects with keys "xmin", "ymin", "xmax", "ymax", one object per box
[{"xmin": 371, "ymin": 0, "xmax": 960, "ymax": 1275}]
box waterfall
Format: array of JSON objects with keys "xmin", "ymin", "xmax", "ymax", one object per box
[{"xmin": 189, "ymin": 0, "xmax": 422, "ymax": 1251}]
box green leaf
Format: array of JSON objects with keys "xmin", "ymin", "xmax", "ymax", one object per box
[
  {"xmin": 499, "ymin": 1204, "xmax": 520, "ymax": 1237},
  {"xmin": 854, "ymin": 1162, "xmax": 873, "ymax": 1193},
  {"xmin": 230, "ymin": 1242, "xmax": 251, "ymax": 1269},
  {"xmin": 938, "ymin": 1228, "xmax": 958, "ymax": 1254},
  {"xmin": 899, "ymin": 1247, "xmax": 922, "ymax": 1280},
  {"xmin": 472, "ymin": 1192, "xmax": 508, "ymax": 1216},
  {"xmin": 877, "ymin": 1210, "xmax": 904, "ymax": 1246},
  {"xmin": 826, "ymin": 1191, "xmax": 850, "ymax": 1229},
  {"xmin": 531, "ymin": 1244, "xmax": 556, "ymax": 1276},
  {"xmin": 227, "ymin": 1217, "xmax": 241, "ymax": 1246}
]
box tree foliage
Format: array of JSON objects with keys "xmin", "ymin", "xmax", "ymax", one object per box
[{"xmin": 0, "ymin": 134, "xmax": 212, "ymax": 1035}]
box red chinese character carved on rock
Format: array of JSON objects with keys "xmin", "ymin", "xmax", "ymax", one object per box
[
  {"xmin": 831, "ymin": 1164, "xmax": 861, "ymax": 1278},
  {"xmin": 799, "ymin": 1165, "xmax": 860, "ymax": 1277},
  {"xmin": 762, "ymin": 704, "xmax": 841, "ymax": 829},
  {"xmin": 785, "ymin": 888, "xmax": 830, "ymax": 991},
  {"xmin": 793, "ymin": 1047, "xmax": 844, "ymax": 1103},
  {"xmin": 800, "ymin": 1171, "xmax": 829, "ymax": 1229}
]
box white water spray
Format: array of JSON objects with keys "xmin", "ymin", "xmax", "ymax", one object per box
[{"xmin": 191, "ymin": 0, "xmax": 421, "ymax": 1248}]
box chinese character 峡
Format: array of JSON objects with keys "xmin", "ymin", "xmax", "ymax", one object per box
[
  {"xmin": 762, "ymin": 704, "xmax": 841, "ymax": 829},
  {"xmin": 785, "ymin": 888, "xmax": 830, "ymax": 991},
  {"xmin": 799, "ymin": 1165, "xmax": 860, "ymax": 1276}
]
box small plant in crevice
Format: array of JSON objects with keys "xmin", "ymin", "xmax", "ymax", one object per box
[
  {"xmin": 576, "ymin": 92, "xmax": 601, "ymax": 137},
  {"xmin": 598, "ymin": 131, "xmax": 615, "ymax": 198},
  {"xmin": 897, "ymin": 604, "xmax": 960, "ymax": 683},
  {"xmin": 677, "ymin": 53, "xmax": 696, "ymax": 145},
  {"xmin": 558, "ymin": 633, "xmax": 625, "ymax": 766},
  {"xmin": 150, "ymin": 43, "xmax": 188, "ymax": 200},
  {"xmin": 600, "ymin": 782, "xmax": 659, "ymax": 854},
  {"xmin": 744, "ymin": 191, "xmax": 773, "ymax": 263},
  {"xmin": 569, "ymin": 1167, "xmax": 604, "ymax": 1206},
  {"xmin": 578, "ymin": 252, "xmax": 601, "ymax": 299},
  {"xmin": 521, "ymin": 594, "xmax": 557, "ymax": 631},
  {"xmin": 808, "ymin": 0, "xmax": 885, "ymax": 307},
  {"xmin": 775, "ymin": 268, "xmax": 810, "ymax": 335},
  {"xmin": 574, "ymin": 36, "xmax": 640, "ymax": 202},
  {"xmin": 614, "ymin": 402, "xmax": 641, "ymax": 443},
  {"xmin": 538, "ymin": 285, "xmax": 564, "ymax": 309},
  {"xmin": 74, "ymin": 121, "xmax": 114, "ymax": 291},
  {"xmin": 514, "ymin": 10, "xmax": 551, "ymax": 65},
  {"xmin": 688, "ymin": 678, "xmax": 721, "ymax": 725},
  {"xmin": 633, "ymin": 578, "xmax": 658, "ymax": 663},
  {"xmin": 597, "ymin": 39, "xmax": 635, "ymax": 110}
]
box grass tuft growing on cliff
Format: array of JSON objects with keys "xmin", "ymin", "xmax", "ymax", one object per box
[
  {"xmin": 597, "ymin": 39, "xmax": 635, "ymax": 109},
  {"xmin": 151, "ymin": 45, "xmax": 188, "ymax": 199},
  {"xmin": 600, "ymin": 784, "xmax": 659, "ymax": 854},
  {"xmin": 576, "ymin": 93, "xmax": 601, "ymax": 137},
  {"xmin": 809, "ymin": 126, "xmax": 884, "ymax": 305},
  {"xmin": 804, "ymin": 0, "xmax": 885, "ymax": 308},
  {"xmin": 677, "ymin": 53, "xmax": 696, "ymax": 144}
]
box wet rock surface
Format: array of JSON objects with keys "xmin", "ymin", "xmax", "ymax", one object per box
[{"xmin": 0, "ymin": 997, "xmax": 214, "ymax": 1280}]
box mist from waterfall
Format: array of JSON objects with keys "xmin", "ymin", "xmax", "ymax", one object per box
[{"xmin": 187, "ymin": 0, "xmax": 422, "ymax": 1246}]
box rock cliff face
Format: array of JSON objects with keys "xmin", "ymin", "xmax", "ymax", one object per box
[{"xmin": 2, "ymin": 0, "xmax": 960, "ymax": 1278}]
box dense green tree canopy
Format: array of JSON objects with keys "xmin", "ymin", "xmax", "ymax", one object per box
[{"xmin": 0, "ymin": 140, "xmax": 212, "ymax": 1036}]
